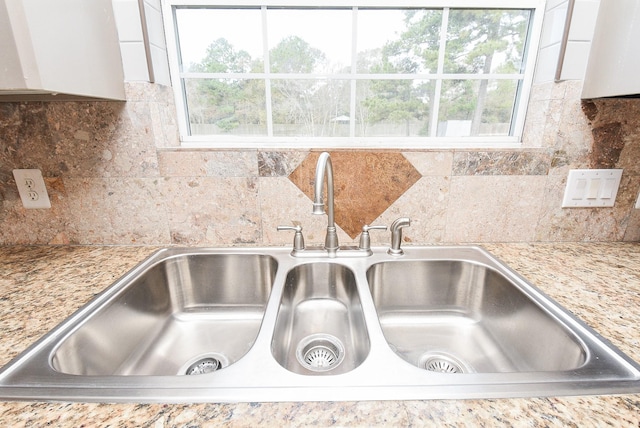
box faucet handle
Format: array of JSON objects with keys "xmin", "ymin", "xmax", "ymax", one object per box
[
  {"xmin": 277, "ymin": 225, "xmax": 305, "ymax": 252},
  {"xmin": 362, "ymin": 224, "xmax": 388, "ymax": 233},
  {"xmin": 358, "ymin": 224, "xmax": 388, "ymax": 252}
]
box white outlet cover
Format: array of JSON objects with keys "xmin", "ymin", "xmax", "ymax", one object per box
[
  {"xmin": 562, "ymin": 169, "xmax": 623, "ymax": 208},
  {"xmin": 12, "ymin": 169, "xmax": 52, "ymax": 209}
]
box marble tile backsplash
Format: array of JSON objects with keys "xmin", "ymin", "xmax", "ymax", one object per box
[{"xmin": 1, "ymin": 81, "xmax": 639, "ymax": 246}]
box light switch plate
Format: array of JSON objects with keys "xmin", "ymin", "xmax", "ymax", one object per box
[{"xmin": 562, "ymin": 169, "xmax": 623, "ymax": 208}]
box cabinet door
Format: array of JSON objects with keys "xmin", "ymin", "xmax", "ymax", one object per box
[
  {"xmin": 0, "ymin": 0, "xmax": 125, "ymax": 101},
  {"xmin": 582, "ymin": 0, "xmax": 640, "ymax": 98}
]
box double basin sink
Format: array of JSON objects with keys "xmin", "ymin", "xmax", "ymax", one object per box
[{"xmin": 0, "ymin": 246, "xmax": 639, "ymax": 402}]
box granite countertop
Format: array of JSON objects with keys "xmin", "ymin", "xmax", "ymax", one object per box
[{"xmin": 0, "ymin": 243, "xmax": 639, "ymax": 427}]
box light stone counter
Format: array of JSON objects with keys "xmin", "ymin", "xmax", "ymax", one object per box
[{"xmin": 0, "ymin": 243, "xmax": 639, "ymax": 427}]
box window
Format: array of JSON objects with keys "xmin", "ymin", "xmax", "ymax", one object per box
[{"xmin": 162, "ymin": 0, "xmax": 545, "ymax": 148}]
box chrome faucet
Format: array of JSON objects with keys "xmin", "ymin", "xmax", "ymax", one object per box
[
  {"xmin": 388, "ymin": 217, "xmax": 411, "ymax": 256},
  {"xmin": 312, "ymin": 152, "xmax": 339, "ymax": 257},
  {"xmin": 279, "ymin": 152, "xmax": 404, "ymax": 258}
]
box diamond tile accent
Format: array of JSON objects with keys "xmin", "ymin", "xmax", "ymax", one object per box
[{"xmin": 289, "ymin": 152, "xmax": 422, "ymax": 238}]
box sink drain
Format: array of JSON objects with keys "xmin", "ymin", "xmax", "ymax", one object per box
[
  {"xmin": 420, "ymin": 352, "xmax": 470, "ymax": 374},
  {"xmin": 186, "ymin": 358, "xmax": 220, "ymax": 375},
  {"xmin": 181, "ymin": 353, "xmax": 229, "ymax": 375},
  {"xmin": 296, "ymin": 334, "xmax": 345, "ymax": 372}
]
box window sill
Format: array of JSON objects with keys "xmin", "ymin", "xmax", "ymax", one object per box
[{"xmin": 179, "ymin": 136, "xmax": 523, "ymax": 150}]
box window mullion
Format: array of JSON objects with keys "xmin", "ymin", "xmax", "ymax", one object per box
[
  {"xmin": 262, "ymin": 6, "xmax": 273, "ymax": 137},
  {"xmin": 430, "ymin": 7, "xmax": 449, "ymax": 138},
  {"xmin": 350, "ymin": 7, "xmax": 358, "ymax": 138},
  {"xmin": 179, "ymin": 72, "xmax": 524, "ymax": 80}
]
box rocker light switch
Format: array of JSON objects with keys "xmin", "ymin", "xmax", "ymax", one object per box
[{"xmin": 562, "ymin": 169, "xmax": 623, "ymax": 208}]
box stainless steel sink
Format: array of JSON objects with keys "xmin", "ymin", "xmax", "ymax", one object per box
[
  {"xmin": 271, "ymin": 263, "xmax": 370, "ymax": 375},
  {"xmin": 0, "ymin": 246, "xmax": 639, "ymax": 402},
  {"xmin": 52, "ymin": 253, "xmax": 277, "ymax": 376},
  {"xmin": 367, "ymin": 260, "xmax": 585, "ymax": 373}
]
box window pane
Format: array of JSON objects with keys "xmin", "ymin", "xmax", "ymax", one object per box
[
  {"xmin": 166, "ymin": 3, "xmax": 539, "ymax": 143},
  {"xmin": 357, "ymin": 9, "xmax": 441, "ymax": 74},
  {"xmin": 268, "ymin": 9, "xmax": 352, "ymax": 73},
  {"xmin": 272, "ymin": 79, "xmax": 350, "ymax": 136},
  {"xmin": 356, "ymin": 79, "xmax": 433, "ymax": 137},
  {"xmin": 444, "ymin": 9, "xmax": 531, "ymax": 74},
  {"xmin": 176, "ymin": 8, "xmax": 263, "ymax": 72},
  {"xmin": 437, "ymin": 79, "xmax": 517, "ymax": 137},
  {"xmin": 185, "ymin": 78, "xmax": 267, "ymax": 136}
]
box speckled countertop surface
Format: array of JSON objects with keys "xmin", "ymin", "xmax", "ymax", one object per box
[{"xmin": 0, "ymin": 243, "xmax": 639, "ymax": 427}]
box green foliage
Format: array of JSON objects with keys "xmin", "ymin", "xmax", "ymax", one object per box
[
  {"xmin": 187, "ymin": 39, "xmax": 265, "ymax": 132},
  {"xmin": 190, "ymin": 38, "xmax": 253, "ymax": 74},
  {"xmin": 270, "ymin": 36, "xmax": 326, "ymax": 73},
  {"xmin": 186, "ymin": 8, "xmax": 530, "ymax": 137},
  {"xmin": 269, "ymin": 36, "xmax": 331, "ymax": 132}
]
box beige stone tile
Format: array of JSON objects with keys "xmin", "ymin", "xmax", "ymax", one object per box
[
  {"xmin": 563, "ymin": 80, "xmax": 585, "ymax": 100},
  {"xmin": 542, "ymin": 98, "xmax": 564, "ymax": 148},
  {"xmin": 161, "ymin": 177, "xmax": 261, "ymax": 245},
  {"xmin": 624, "ymin": 208, "xmax": 640, "ymax": 241},
  {"xmin": 444, "ymin": 176, "xmax": 546, "ymax": 242},
  {"xmin": 555, "ymin": 102, "xmax": 593, "ymax": 155},
  {"xmin": 101, "ymin": 102, "xmax": 159, "ymax": 176},
  {"xmin": 45, "ymin": 102, "xmax": 159, "ymax": 178},
  {"xmin": 522, "ymin": 99, "xmax": 549, "ymax": 148},
  {"xmin": 158, "ymin": 151, "xmax": 257, "ymax": 177},
  {"xmin": 124, "ymin": 83, "xmax": 179, "ymax": 148},
  {"xmin": 1, "ymin": 100, "xmax": 161, "ymax": 179},
  {"xmin": 150, "ymin": 99, "xmax": 180, "ymax": 149},
  {"xmin": 157, "ymin": 151, "xmax": 208, "ymax": 176},
  {"xmin": 0, "ymin": 178, "xmax": 68, "ymax": 245},
  {"xmin": 4, "ymin": 78, "xmax": 640, "ymax": 246},
  {"xmin": 402, "ymin": 151, "xmax": 452, "ymax": 176},
  {"xmin": 550, "ymin": 79, "xmax": 569, "ymax": 100},
  {"xmin": 258, "ymin": 177, "xmax": 352, "ymax": 246},
  {"xmin": 376, "ymin": 176, "xmax": 450, "ymax": 244},
  {"xmin": 529, "ymin": 81, "xmax": 554, "ymax": 102},
  {"xmin": 534, "ymin": 174, "xmax": 631, "ymax": 241},
  {"xmin": 124, "ymin": 81, "xmax": 173, "ymax": 102},
  {"xmin": 62, "ymin": 177, "xmax": 170, "ymax": 245}
]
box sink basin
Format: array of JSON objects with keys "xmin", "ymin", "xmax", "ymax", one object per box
[
  {"xmin": 271, "ymin": 263, "xmax": 370, "ymax": 375},
  {"xmin": 367, "ymin": 260, "xmax": 585, "ymax": 373},
  {"xmin": 53, "ymin": 253, "xmax": 278, "ymax": 376},
  {"xmin": 0, "ymin": 246, "xmax": 639, "ymax": 402}
]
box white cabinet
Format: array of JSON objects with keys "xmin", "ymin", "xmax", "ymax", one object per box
[
  {"xmin": 0, "ymin": 0, "xmax": 125, "ymax": 101},
  {"xmin": 582, "ymin": 0, "xmax": 640, "ymax": 98}
]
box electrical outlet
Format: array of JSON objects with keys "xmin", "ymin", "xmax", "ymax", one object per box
[{"xmin": 12, "ymin": 169, "xmax": 51, "ymax": 209}]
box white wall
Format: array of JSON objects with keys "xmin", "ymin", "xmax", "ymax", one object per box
[
  {"xmin": 582, "ymin": 0, "xmax": 640, "ymax": 98},
  {"xmin": 112, "ymin": 0, "xmax": 171, "ymax": 85},
  {"xmin": 535, "ymin": 0, "xmax": 600, "ymax": 83}
]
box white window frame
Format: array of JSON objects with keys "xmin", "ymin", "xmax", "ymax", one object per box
[{"xmin": 161, "ymin": 0, "xmax": 546, "ymax": 149}]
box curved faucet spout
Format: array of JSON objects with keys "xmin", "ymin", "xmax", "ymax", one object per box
[{"xmin": 312, "ymin": 152, "xmax": 338, "ymax": 255}]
